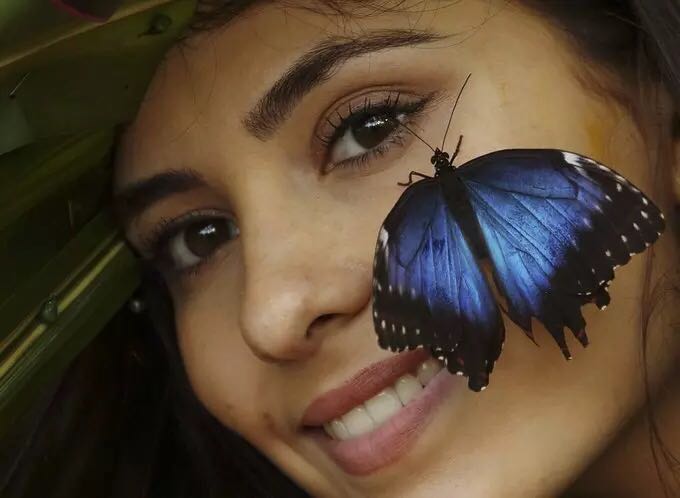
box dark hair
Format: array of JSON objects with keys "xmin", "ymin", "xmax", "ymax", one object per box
[{"xmin": 4, "ymin": 2, "xmax": 678, "ymax": 497}]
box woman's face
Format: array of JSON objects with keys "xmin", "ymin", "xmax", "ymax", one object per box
[{"xmin": 114, "ymin": 1, "xmax": 678, "ymax": 496}]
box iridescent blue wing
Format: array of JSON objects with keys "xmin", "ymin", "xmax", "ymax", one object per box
[
  {"xmin": 372, "ymin": 179, "xmax": 504, "ymax": 391},
  {"xmin": 457, "ymin": 149, "xmax": 665, "ymax": 358}
]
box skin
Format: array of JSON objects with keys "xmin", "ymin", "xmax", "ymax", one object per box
[{"xmin": 114, "ymin": 1, "xmax": 680, "ymax": 497}]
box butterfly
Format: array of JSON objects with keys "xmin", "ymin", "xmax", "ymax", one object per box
[{"xmin": 371, "ymin": 81, "xmax": 665, "ymax": 392}]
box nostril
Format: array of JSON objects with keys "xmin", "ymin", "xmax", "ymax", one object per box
[{"xmin": 306, "ymin": 314, "xmax": 336, "ymax": 338}]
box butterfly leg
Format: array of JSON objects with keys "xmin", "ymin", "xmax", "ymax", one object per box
[
  {"xmin": 449, "ymin": 134, "xmax": 464, "ymax": 166},
  {"xmin": 397, "ymin": 171, "xmax": 433, "ymax": 187}
]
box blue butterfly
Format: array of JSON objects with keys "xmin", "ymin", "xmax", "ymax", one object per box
[{"xmin": 371, "ymin": 140, "xmax": 665, "ymax": 392}]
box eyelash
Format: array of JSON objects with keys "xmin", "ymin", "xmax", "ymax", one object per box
[
  {"xmin": 318, "ymin": 91, "xmax": 432, "ymax": 172},
  {"xmin": 140, "ymin": 210, "xmax": 229, "ymax": 279}
]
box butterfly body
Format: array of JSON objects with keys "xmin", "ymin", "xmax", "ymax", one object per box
[
  {"xmin": 372, "ymin": 148, "xmax": 665, "ymax": 391},
  {"xmin": 437, "ymin": 160, "xmax": 490, "ymax": 261}
]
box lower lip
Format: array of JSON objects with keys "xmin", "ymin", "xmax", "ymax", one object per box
[{"xmin": 306, "ymin": 367, "xmax": 461, "ymax": 476}]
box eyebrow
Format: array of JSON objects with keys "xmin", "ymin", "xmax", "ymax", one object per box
[
  {"xmin": 243, "ymin": 29, "xmax": 444, "ymax": 140},
  {"xmin": 113, "ymin": 168, "xmax": 207, "ymax": 228}
]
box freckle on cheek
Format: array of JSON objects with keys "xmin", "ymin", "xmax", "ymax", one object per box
[{"xmin": 262, "ymin": 411, "xmax": 278, "ymax": 433}]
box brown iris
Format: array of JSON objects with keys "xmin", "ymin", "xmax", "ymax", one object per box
[
  {"xmin": 183, "ymin": 218, "xmax": 237, "ymax": 259},
  {"xmin": 352, "ymin": 114, "xmax": 399, "ymax": 150}
]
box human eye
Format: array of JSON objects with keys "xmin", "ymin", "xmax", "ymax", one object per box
[
  {"xmin": 141, "ymin": 210, "xmax": 239, "ymax": 278},
  {"xmin": 316, "ymin": 90, "xmax": 436, "ymax": 174}
]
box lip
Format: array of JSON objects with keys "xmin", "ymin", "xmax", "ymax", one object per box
[
  {"xmin": 301, "ymin": 348, "xmax": 430, "ymax": 427},
  {"xmin": 305, "ymin": 366, "xmax": 459, "ymax": 475}
]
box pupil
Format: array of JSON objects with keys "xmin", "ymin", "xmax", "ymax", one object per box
[
  {"xmin": 185, "ymin": 219, "xmax": 234, "ymax": 257},
  {"xmin": 352, "ymin": 114, "xmax": 398, "ymax": 149}
]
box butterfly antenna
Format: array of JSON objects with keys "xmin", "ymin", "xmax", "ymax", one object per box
[
  {"xmin": 441, "ymin": 73, "xmax": 472, "ymax": 151},
  {"xmin": 396, "ymin": 121, "xmax": 436, "ymax": 153}
]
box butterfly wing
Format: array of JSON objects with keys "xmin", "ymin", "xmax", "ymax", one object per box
[
  {"xmin": 372, "ymin": 178, "xmax": 504, "ymax": 391},
  {"xmin": 457, "ymin": 149, "xmax": 665, "ymax": 358}
]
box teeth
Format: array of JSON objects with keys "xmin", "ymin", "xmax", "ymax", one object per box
[
  {"xmin": 341, "ymin": 406, "xmax": 375, "ymax": 437},
  {"xmin": 416, "ymin": 358, "xmax": 443, "ymax": 386},
  {"xmin": 323, "ymin": 419, "xmax": 350, "ymax": 441},
  {"xmin": 320, "ymin": 357, "xmax": 445, "ymax": 441},
  {"xmin": 394, "ymin": 373, "xmax": 423, "ymax": 405},
  {"xmin": 364, "ymin": 387, "xmax": 402, "ymax": 425}
]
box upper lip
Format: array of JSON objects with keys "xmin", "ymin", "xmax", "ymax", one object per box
[{"xmin": 300, "ymin": 348, "xmax": 431, "ymax": 427}]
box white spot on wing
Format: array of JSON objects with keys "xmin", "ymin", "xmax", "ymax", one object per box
[
  {"xmin": 616, "ymin": 183, "xmax": 622, "ymax": 192},
  {"xmin": 621, "ymin": 235, "xmax": 628, "ymax": 243},
  {"xmin": 562, "ymin": 151, "xmax": 582, "ymax": 166},
  {"xmin": 381, "ymin": 320, "xmax": 386, "ymax": 330},
  {"xmin": 642, "ymin": 197, "xmax": 648, "ymax": 206},
  {"xmin": 378, "ymin": 227, "xmax": 389, "ymax": 246},
  {"xmin": 641, "ymin": 210, "xmax": 649, "ymax": 219},
  {"xmin": 633, "ymin": 223, "xmax": 640, "ymax": 231}
]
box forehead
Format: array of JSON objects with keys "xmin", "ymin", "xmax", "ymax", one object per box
[{"xmin": 113, "ymin": 1, "xmax": 567, "ymax": 188}]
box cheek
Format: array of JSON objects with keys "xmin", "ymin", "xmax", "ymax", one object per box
[
  {"xmin": 171, "ymin": 272, "xmax": 262, "ymax": 433},
  {"xmin": 451, "ymin": 66, "xmax": 623, "ymax": 165}
]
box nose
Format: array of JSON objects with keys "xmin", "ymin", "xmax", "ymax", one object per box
[{"xmin": 236, "ymin": 174, "xmax": 372, "ymax": 364}]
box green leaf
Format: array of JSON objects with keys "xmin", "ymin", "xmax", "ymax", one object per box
[
  {"xmin": 0, "ymin": 0, "xmax": 198, "ymax": 461},
  {"xmin": 0, "ymin": 132, "xmax": 114, "ymax": 305},
  {"xmin": 0, "ymin": 219, "xmax": 139, "ymax": 442},
  {"xmin": 51, "ymin": 0, "xmax": 125, "ymax": 22},
  {"xmin": 0, "ymin": 131, "xmax": 113, "ymax": 231},
  {"xmin": 0, "ymin": 0, "xmax": 197, "ymax": 156},
  {"xmin": 0, "ymin": 211, "xmax": 119, "ymax": 341}
]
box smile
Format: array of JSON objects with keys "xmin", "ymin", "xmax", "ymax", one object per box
[
  {"xmin": 321, "ymin": 356, "xmax": 445, "ymax": 440},
  {"xmin": 301, "ymin": 349, "xmax": 462, "ymax": 475}
]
